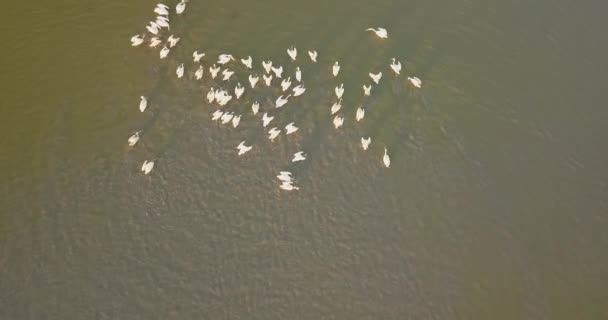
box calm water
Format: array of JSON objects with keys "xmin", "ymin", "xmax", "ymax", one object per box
[{"xmin": 2, "ymin": 0, "xmax": 607, "ymax": 318}]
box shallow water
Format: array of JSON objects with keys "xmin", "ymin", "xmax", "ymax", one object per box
[{"xmin": 1, "ymin": 0, "xmax": 607, "ymax": 318}]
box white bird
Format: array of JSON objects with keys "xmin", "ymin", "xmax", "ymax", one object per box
[
  {"xmin": 194, "ymin": 65, "xmax": 204, "ymax": 80},
  {"xmin": 330, "ymin": 99, "xmax": 342, "ymax": 115},
  {"xmin": 217, "ymin": 54, "xmax": 234, "ymax": 65},
  {"xmin": 159, "ymin": 46, "xmax": 170, "ymax": 59},
  {"xmin": 262, "ymin": 60, "xmax": 273, "ymax": 74},
  {"xmin": 335, "ymin": 83, "xmax": 344, "ymax": 99},
  {"xmin": 292, "ymin": 85, "xmax": 306, "ymax": 96},
  {"xmin": 263, "ymin": 74, "xmax": 273, "ymax": 86},
  {"xmin": 361, "ymin": 137, "xmax": 371, "ymax": 150},
  {"xmin": 271, "ymin": 65, "xmax": 283, "ymax": 78},
  {"xmin": 275, "ymin": 95, "xmax": 290, "ymax": 108},
  {"xmin": 248, "ymin": 74, "xmax": 259, "ymax": 88},
  {"xmin": 128, "ymin": 131, "xmax": 141, "ymax": 147},
  {"xmin": 279, "ymin": 181, "xmax": 299, "ymax": 191},
  {"xmin": 287, "ymin": 46, "xmax": 297, "ymax": 61},
  {"xmin": 262, "ymin": 112, "xmax": 274, "ymax": 127},
  {"xmin": 141, "ymin": 160, "xmax": 155, "ymax": 175},
  {"xmin": 363, "ymin": 84, "xmax": 372, "ymax": 96},
  {"xmin": 277, "ymin": 171, "xmax": 293, "ymax": 182},
  {"xmin": 209, "ymin": 64, "xmax": 220, "ymax": 79},
  {"xmin": 154, "ymin": 4, "xmax": 170, "ymax": 15},
  {"xmin": 131, "ymin": 34, "xmax": 145, "ymax": 46},
  {"xmin": 285, "ymin": 122, "xmax": 298, "ymax": 134},
  {"xmin": 369, "ymin": 72, "xmax": 382, "ymax": 84},
  {"xmin": 207, "ymin": 88, "xmax": 215, "ymax": 103},
  {"xmin": 292, "ymin": 151, "xmax": 306, "ymax": 162},
  {"xmin": 193, "ymin": 51, "xmax": 205, "ymax": 62},
  {"xmin": 167, "ymin": 34, "xmax": 180, "ymax": 48},
  {"xmin": 237, "ymin": 141, "xmax": 252, "ymax": 156},
  {"xmin": 241, "ymin": 56, "xmax": 253, "ymax": 69},
  {"xmin": 149, "ymin": 37, "xmax": 162, "ymax": 47},
  {"xmin": 407, "ymin": 76, "xmax": 422, "ymax": 88},
  {"xmin": 211, "ymin": 110, "xmax": 223, "ymax": 121},
  {"xmin": 251, "ymin": 101, "xmax": 260, "ymax": 115},
  {"xmin": 234, "ymin": 83, "xmax": 245, "ymax": 99},
  {"xmin": 218, "ymin": 94, "xmax": 232, "ymax": 106},
  {"xmin": 146, "ymin": 22, "xmax": 160, "ymax": 35},
  {"xmin": 175, "ymin": 0, "xmax": 187, "ymax": 14},
  {"xmin": 139, "ymin": 96, "xmax": 147, "ymax": 112},
  {"xmin": 333, "ymin": 115, "xmax": 344, "ymax": 129},
  {"xmin": 268, "ymin": 127, "xmax": 281, "ymax": 141},
  {"xmin": 176, "ymin": 63, "xmax": 184, "ymax": 78},
  {"xmin": 390, "ymin": 58, "xmax": 401, "ymax": 75},
  {"xmin": 383, "ymin": 147, "xmax": 390, "ymax": 167},
  {"xmin": 222, "ymin": 69, "xmax": 235, "ymax": 81},
  {"xmin": 221, "ymin": 113, "xmax": 234, "ymax": 124},
  {"xmin": 155, "ymin": 17, "xmax": 170, "ymax": 29},
  {"xmin": 281, "ymin": 77, "xmax": 292, "ymax": 92},
  {"xmin": 332, "ymin": 61, "xmax": 340, "ymax": 77},
  {"xmin": 366, "ymin": 27, "xmax": 388, "ymax": 39},
  {"xmin": 295, "ymin": 67, "xmax": 302, "ymax": 82},
  {"xmin": 231, "ymin": 114, "xmax": 241, "ymax": 128},
  {"xmin": 308, "ymin": 50, "xmax": 318, "ymax": 62},
  {"xmin": 356, "ymin": 106, "xmax": 365, "ymax": 122}
]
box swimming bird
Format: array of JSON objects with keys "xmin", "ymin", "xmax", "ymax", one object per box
[
  {"xmin": 176, "ymin": 0, "xmax": 187, "ymax": 14},
  {"xmin": 209, "ymin": 64, "xmax": 220, "ymax": 79},
  {"xmin": 131, "ymin": 34, "xmax": 145, "ymax": 46},
  {"xmin": 369, "ymin": 72, "xmax": 382, "ymax": 84},
  {"xmin": 333, "ymin": 115, "xmax": 344, "ymax": 128},
  {"xmin": 217, "ymin": 54, "xmax": 234, "ymax": 65},
  {"xmin": 248, "ymin": 74, "xmax": 259, "ymax": 88},
  {"xmin": 194, "ymin": 65, "xmax": 204, "ymax": 80},
  {"xmin": 275, "ymin": 95, "xmax": 290, "ymax": 108},
  {"xmin": 159, "ymin": 46, "xmax": 170, "ymax": 59},
  {"xmin": 154, "ymin": 3, "xmax": 170, "ymax": 15},
  {"xmin": 139, "ymin": 96, "xmax": 148, "ymax": 112},
  {"xmin": 167, "ymin": 34, "xmax": 180, "ymax": 47},
  {"xmin": 234, "ymin": 83, "xmax": 245, "ymax": 99},
  {"xmin": 193, "ymin": 51, "xmax": 205, "ymax": 62},
  {"xmin": 237, "ymin": 141, "xmax": 252, "ymax": 156},
  {"xmin": 383, "ymin": 147, "xmax": 390, "ymax": 167},
  {"xmin": 285, "ymin": 122, "xmax": 298, "ymax": 134},
  {"xmin": 295, "ymin": 67, "xmax": 302, "ymax": 82},
  {"xmin": 356, "ymin": 106, "xmax": 365, "ymax": 122},
  {"xmin": 308, "ymin": 50, "xmax": 318, "ymax": 62},
  {"xmin": 332, "ymin": 61, "xmax": 340, "ymax": 77},
  {"xmin": 263, "ymin": 74, "xmax": 273, "ymax": 86},
  {"xmin": 335, "ymin": 83, "xmax": 344, "ymax": 99},
  {"xmin": 221, "ymin": 112, "xmax": 234, "ymax": 124},
  {"xmin": 176, "ymin": 63, "xmax": 184, "ymax": 78},
  {"xmin": 277, "ymin": 171, "xmax": 293, "ymax": 182},
  {"xmin": 262, "ymin": 60, "xmax": 273, "ymax": 74},
  {"xmin": 231, "ymin": 115, "xmax": 241, "ymax": 128},
  {"xmin": 128, "ymin": 131, "xmax": 141, "ymax": 147},
  {"xmin": 407, "ymin": 76, "xmax": 422, "ymax": 88},
  {"xmin": 141, "ymin": 160, "xmax": 155, "ymax": 175},
  {"xmin": 390, "ymin": 58, "xmax": 401, "ymax": 75},
  {"xmin": 207, "ymin": 88, "xmax": 215, "ymax": 103},
  {"xmin": 292, "ymin": 85, "xmax": 306, "ymax": 97},
  {"xmin": 287, "ymin": 46, "xmax": 297, "ymax": 61},
  {"xmin": 292, "ymin": 151, "xmax": 306, "ymax": 162},
  {"xmin": 330, "ymin": 99, "xmax": 342, "ymax": 115},
  {"xmin": 281, "ymin": 77, "xmax": 292, "ymax": 92},
  {"xmin": 211, "ymin": 110, "xmax": 223, "ymax": 121},
  {"xmin": 366, "ymin": 27, "xmax": 388, "ymax": 39},
  {"xmin": 155, "ymin": 16, "xmax": 170, "ymax": 29},
  {"xmin": 279, "ymin": 181, "xmax": 299, "ymax": 191},
  {"xmin": 363, "ymin": 84, "xmax": 372, "ymax": 96},
  {"xmin": 271, "ymin": 65, "xmax": 283, "ymax": 78},
  {"xmin": 241, "ymin": 56, "xmax": 253, "ymax": 69},
  {"xmin": 361, "ymin": 137, "xmax": 371, "ymax": 150},
  {"xmin": 149, "ymin": 37, "xmax": 162, "ymax": 47},
  {"xmin": 251, "ymin": 101, "xmax": 260, "ymax": 115},
  {"xmin": 222, "ymin": 69, "xmax": 235, "ymax": 81},
  {"xmin": 146, "ymin": 22, "xmax": 160, "ymax": 35},
  {"xmin": 268, "ymin": 127, "xmax": 281, "ymax": 141},
  {"xmin": 262, "ymin": 112, "xmax": 274, "ymax": 127}
]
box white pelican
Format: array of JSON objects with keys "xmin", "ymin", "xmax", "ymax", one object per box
[
  {"xmin": 222, "ymin": 69, "xmax": 235, "ymax": 81},
  {"xmin": 333, "ymin": 115, "xmax": 344, "ymax": 129},
  {"xmin": 209, "ymin": 64, "xmax": 220, "ymax": 79},
  {"xmin": 159, "ymin": 46, "xmax": 170, "ymax": 59},
  {"xmin": 194, "ymin": 65, "xmax": 204, "ymax": 80},
  {"xmin": 268, "ymin": 127, "xmax": 281, "ymax": 141},
  {"xmin": 275, "ymin": 95, "xmax": 290, "ymax": 108},
  {"xmin": 176, "ymin": 0, "xmax": 187, "ymax": 14},
  {"xmin": 149, "ymin": 37, "xmax": 162, "ymax": 47},
  {"xmin": 366, "ymin": 27, "xmax": 388, "ymax": 39},
  {"xmin": 155, "ymin": 17, "xmax": 170, "ymax": 29},
  {"xmin": 363, "ymin": 84, "xmax": 372, "ymax": 96},
  {"xmin": 308, "ymin": 50, "xmax": 318, "ymax": 62},
  {"xmin": 207, "ymin": 88, "xmax": 215, "ymax": 103},
  {"xmin": 361, "ymin": 137, "xmax": 371, "ymax": 150},
  {"xmin": 217, "ymin": 54, "xmax": 234, "ymax": 65},
  {"xmin": 211, "ymin": 110, "xmax": 223, "ymax": 121},
  {"xmin": 287, "ymin": 46, "xmax": 297, "ymax": 61},
  {"xmin": 262, "ymin": 112, "xmax": 274, "ymax": 127},
  {"xmin": 356, "ymin": 106, "xmax": 365, "ymax": 122},
  {"xmin": 383, "ymin": 147, "xmax": 390, "ymax": 167},
  {"xmin": 330, "ymin": 99, "xmax": 342, "ymax": 115},
  {"xmin": 390, "ymin": 58, "xmax": 401, "ymax": 75},
  {"xmin": 295, "ymin": 67, "xmax": 302, "ymax": 82},
  {"xmin": 216, "ymin": 92, "xmax": 232, "ymax": 106},
  {"xmin": 231, "ymin": 114, "xmax": 241, "ymax": 128},
  {"xmin": 263, "ymin": 74, "xmax": 273, "ymax": 86},
  {"xmin": 280, "ymin": 77, "xmax": 292, "ymax": 92},
  {"xmin": 280, "ymin": 181, "xmax": 299, "ymax": 191},
  {"xmin": 271, "ymin": 65, "xmax": 283, "ymax": 78},
  {"xmin": 251, "ymin": 101, "xmax": 260, "ymax": 115},
  {"xmin": 167, "ymin": 34, "xmax": 180, "ymax": 48},
  {"xmin": 292, "ymin": 151, "xmax": 306, "ymax": 162},
  {"xmin": 407, "ymin": 76, "xmax": 422, "ymax": 88},
  {"xmin": 193, "ymin": 51, "xmax": 205, "ymax": 62},
  {"xmin": 292, "ymin": 85, "xmax": 306, "ymax": 97},
  {"xmin": 262, "ymin": 60, "xmax": 272, "ymax": 74},
  {"xmin": 128, "ymin": 131, "xmax": 141, "ymax": 147},
  {"xmin": 277, "ymin": 171, "xmax": 293, "ymax": 181},
  {"xmin": 237, "ymin": 141, "xmax": 252, "ymax": 156},
  {"xmin": 332, "ymin": 61, "xmax": 340, "ymax": 77},
  {"xmin": 146, "ymin": 22, "xmax": 160, "ymax": 35},
  {"xmin": 285, "ymin": 122, "xmax": 298, "ymax": 134},
  {"xmin": 335, "ymin": 83, "xmax": 344, "ymax": 99},
  {"xmin": 241, "ymin": 56, "xmax": 252, "ymax": 69},
  {"xmin": 221, "ymin": 112, "xmax": 234, "ymax": 124},
  {"xmin": 141, "ymin": 160, "xmax": 155, "ymax": 175},
  {"xmin": 139, "ymin": 96, "xmax": 147, "ymax": 112},
  {"xmin": 131, "ymin": 34, "xmax": 145, "ymax": 46},
  {"xmin": 369, "ymin": 71, "xmax": 382, "ymax": 84},
  {"xmin": 234, "ymin": 83, "xmax": 245, "ymax": 99},
  {"xmin": 154, "ymin": 4, "xmax": 170, "ymax": 15},
  {"xmin": 176, "ymin": 63, "xmax": 184, "ymax": 78}
]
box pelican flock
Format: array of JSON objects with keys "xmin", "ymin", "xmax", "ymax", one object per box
[{"xmin": 128, "ymin": 2, "xmax": 424, "ymax": 190}]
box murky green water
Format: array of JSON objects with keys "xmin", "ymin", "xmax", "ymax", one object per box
[{"xmin": 2, "ymin": 0, "xmax": 607, "ymax": 318}]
